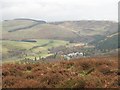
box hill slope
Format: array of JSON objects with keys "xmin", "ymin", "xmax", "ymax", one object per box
[
  {"xmin": 90, "ymin": 32, "xmax": 119, "ymax": 50},
  {"xmin": 1, "ymin": 19, "xmax": 118, "ymax": 43}
]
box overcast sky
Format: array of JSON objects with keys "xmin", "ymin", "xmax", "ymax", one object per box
[{"xmin": 0, "ymin": 0, "xmax": 119, "ymax": 22}]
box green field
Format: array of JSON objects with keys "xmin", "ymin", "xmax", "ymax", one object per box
[{"xmin": 1, "ymin": 39, "xmax": 69, "ymax": 62}]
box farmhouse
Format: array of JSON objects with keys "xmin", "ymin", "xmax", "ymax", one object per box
[{"xmin": 63, "ymin": 52, "xmax": 84, "ymax": 60}]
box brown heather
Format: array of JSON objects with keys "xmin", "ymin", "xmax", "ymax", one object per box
[{"xmin": 2, "ymin": 55, "xmax": 118, "ymax": 88}]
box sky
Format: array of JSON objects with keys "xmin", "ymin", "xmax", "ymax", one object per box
[{"xmin": 0, "ymin": 0, "xmax": 119, "ymax": 22}]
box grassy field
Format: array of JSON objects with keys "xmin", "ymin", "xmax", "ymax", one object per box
[{"xmin": 2, "ymin": 39, "xmax": 69, "ymax": 62}]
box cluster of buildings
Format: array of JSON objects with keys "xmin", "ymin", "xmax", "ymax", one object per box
[{"xmin": 63, "ymin": 52, "xmax": 84, "ymax": 60}]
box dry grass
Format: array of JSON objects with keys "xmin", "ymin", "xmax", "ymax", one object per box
[{"xmin": 2, "ymin": 55, "xmax": 118, "ymax": 88}]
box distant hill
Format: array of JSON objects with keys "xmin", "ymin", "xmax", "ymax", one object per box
[
  {"xmin": 50, "ymin": 20, "xmax": 117, "ymax": 36},
  {"xmin": 1, "ymin": 19, "xmax": 118, "ymax": 43}
]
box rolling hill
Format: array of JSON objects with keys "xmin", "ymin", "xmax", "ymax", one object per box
[
  {"xmin": 1, "ymin": 19, "xmax": 118, "ymax": 43},
  {"xmin": 1, "ymin": 18, "xmax": 119, "ymax": 62}
]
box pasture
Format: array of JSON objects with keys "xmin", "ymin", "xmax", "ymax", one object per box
[{"xmin": 1, "ymin": 39, "xmax": 69, "ymax": 62}]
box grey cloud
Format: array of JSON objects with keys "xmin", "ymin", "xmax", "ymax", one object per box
[{"xmin": 0, "ymin": 0, "xmax": 119, "ymax": 21}]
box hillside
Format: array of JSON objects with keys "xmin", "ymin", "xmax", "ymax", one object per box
[
  {"xmin": 50, "ymin": 20, "xmax": 117, "ymax": 36},
  {"xmin": 89, "ymin": 32, "xmax": 119, "ymax": 50},
  {"xmin": 2, "ymin": 55, "xmax": 118, "ymax": 88},
  {"xmin": 2, "ymin": 19, "xmax": 118, "ymax": 43}
]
